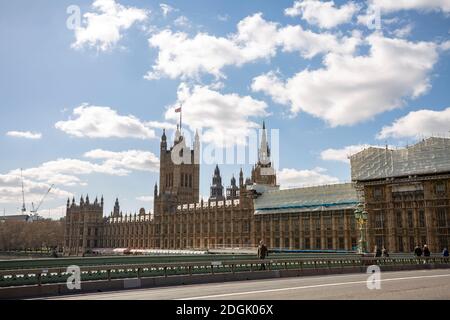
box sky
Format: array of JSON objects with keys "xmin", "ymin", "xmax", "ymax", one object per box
[{"xmin": 0, "ymin": 0, "xmax": 449, "ymax": 219}]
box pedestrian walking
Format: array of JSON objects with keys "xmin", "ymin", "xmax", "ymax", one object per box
[
  {"xmin": 414, "ymin": 245, "xmax": 422, "ymax": 257},
  {"xmin": 374, "ymin": 245, "xmax": 382, "ymax": 258},
  {"xmin": 442, "ymin": 248, "xmax": 449, "ymax": 258},
  {"xmin": 382, "ymin": 247, "xmax": 389, "ymax": 258},
  {"xmin": 257, "ymin": 240, "xmax": 268, "ymax": 270},
  {"xmin": 423, "ymin": 244, "xmax": 431, "ymax": 257}
]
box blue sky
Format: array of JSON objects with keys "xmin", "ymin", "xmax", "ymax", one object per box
[{"xmin": 0, "ymin": 0, "xmax": 449, "ymax": 218}]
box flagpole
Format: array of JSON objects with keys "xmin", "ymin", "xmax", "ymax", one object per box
[{"xmin": 180, "ymin": 104, "xmax": 183, "ymax": 131}]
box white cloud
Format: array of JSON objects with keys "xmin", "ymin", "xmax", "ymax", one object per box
[
  {"xmin": 392, "ymin": 23, "xmax": 414, "ymax": 38},
  {"xmin": 165, "ymin": 83, "xmax": 268, "ymax": 146},
  {"xmin": 3, "ymin": 148, "xmax": 159, "ymax": 193},
  {"xmin": 12, "ymin": 159, "xmax": 127, "ymax": 187},
  {"xmin": 145, "ymin": 13, "xmax": 359, "ymax": 80},
  {"xmin": 278, "ymin": 167, "xmax": 339, "ymax": 189},
  {"xmin": 55, "ymin": 104, "xmax": 156, "ymax": 139},
  {"xmin": 160, "ymin": 3, "xmax": 175, "ymax": 17},
  {"xmin": 136, "ymin": 195, "xmax": 154, "ymax": 202},
  {"xmin": 174, "ymin": 16, "xmax": 191, "ymax": 28},
  {"xmin": 377, "ymin": 107, "xmax": 450, "ymax": 139},
  {"xmin": 371, "ymin": 0, "xmax": 450, "ymax": 13},
  {"xmin": 0, "ymin": 173, "xmax": 72, "ymax": 205},
  {"xmin": 217, "ymin": 14, "xmax": 229, "ymax": 22},
  {"xmin": 145, "ymin": 121, "xmax": 177, "ymax": 130},
  {"xmin": 285, "ymin": 0, "xmax": 359, "ymax": 29},
  {"xmin": 252, "ymin": 34, "xmax": 439, "ymax": 127},
  {"xmin": 72, "ymin": 0, "xmax": 148, "ymax": 51},
  {"xmin": 146, "ymin": 13, "xmax": 277, "ymax": 80},
  {"xmin": 84, "ymin": 149, "xmax": 159, "ymax": 172},
  {"xmin": 6, "ymin": 131, "xmax": 42, "ymax": 140}
]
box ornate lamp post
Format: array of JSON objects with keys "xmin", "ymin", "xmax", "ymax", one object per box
[{"xmin": 354, "ymin": 202, "xmax": 368, "ymax": 254}]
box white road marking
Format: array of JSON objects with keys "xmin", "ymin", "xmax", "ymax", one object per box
[{"xmin": 178, "ymin": 273, "xmax": 450, "ymax": 300}]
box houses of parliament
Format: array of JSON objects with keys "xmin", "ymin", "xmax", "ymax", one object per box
[{"xmin": 64, "ymin": 122, "xmax": 450, "ymax": 256}]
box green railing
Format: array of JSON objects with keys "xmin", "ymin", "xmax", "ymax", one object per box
[{"xmin": 0, "ymin": 256, "xmax": 448, "ymax": 288}]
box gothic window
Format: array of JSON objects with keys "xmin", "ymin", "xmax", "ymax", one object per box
[
  {"xmin": 436, "ymin": 182, "xmax": 446, "ymax": 195},
  {"xmin": 407, "ymin": 210, "xmax": 414, "ymax": 228},
  {"xmin": 339, "ymin": 237, "xmax": 344, "ymax": 249},
  {"xmin": 351, "ymin": 237, "xmax": 357, "ymax": 249},
  {"xmin": 243, "ymin": 221, "xmax": 250, "ymax": 232},
  {"xmin": 409, "ymin": 237, "xmax": 415, "ymax": 252},
  {"xmin": 315, "ymin": 237, "xmax": 321, "ymax": 249},
  {"xmin": 189, "ymin": 174, "xmax": 192, "ymax": 187},
  {"xmin": 350, "ymin": 215, "xmax": 356, "ymax": 231},
  {"xmin": 315, "ymin": 217, "xmax": 321, "ymax": 231},
  {"xmin": 181, "ymin": 174, "xmax": 184, "ymax": 187},
  {"xmin": 396, "ymin": 211, "xmax": 403, "ymax": 228},
  {"xmin": 327, "ymin": 237, "xmax": 333, "ymax": 249},
  {"xmin": 437, "ymin": 208, "xmax": 447, "ymax": 227},
  {"xmin": 303, "ymin": 218, "xmax": 310, "ymax": 231},
  {"xmin": 324, "ymin": 216, "xmax": 332, "ymax": 230},
  {"xmin": 375, "ymin": 236, "xmax": 383, "ymax": 248},
  {"xmin": 304, "ymin": 238, "xmax": 310, "ymax": 249},
  {"xmin": 398, "ymin": 236, "xmax": 404, "ymax": 252},
  {"xmin": 375, "ymin": 212, "xmax": 384, "ymax": 229},
  {"xmin": 373, "ymin": 187, "xmax": 383, "ymax": 200},
  {"xmin": 274, "ymin": 221, "xmax": 280, "ymax": 232},
  {"xmin": 419, "ymin": 210, "xmax": 426, "ymax": 228}
]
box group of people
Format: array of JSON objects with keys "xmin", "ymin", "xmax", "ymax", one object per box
[
  {"xmin": 414, "ymin": 244, "xmax": 431, "ymax": 257},
  {"xmin": 373, "ymin": 244, "xmax": 449, "ymax": 258},
  {"xmin": 373, "ymin": 245, "xmax": 389, "ymax": 257},
  {"xmin": 257, "ymin": 241, "xmax": 449, "ymax": 266}
]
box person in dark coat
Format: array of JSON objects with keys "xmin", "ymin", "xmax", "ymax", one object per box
[
  {"xmin": 382, "ymin": 247, "xmax": 389, "ymax": 258},
  {"xmin": 423, "ymin": 244, "xmax": 431, "ymax": 257},
  {"xmin": 257, "ymin": 240, "xmax": 268, "ymax": 270},
  {"xmin": 374, "ymin": 245, "xmax": 382, "ymax": 257},
  {"xmin": 442, "ymin": 248, "xmax": 449, "ymax": 258},
  {"xmin": 414, "ymin": 245, "xmax": 422, "ymax": 257}
]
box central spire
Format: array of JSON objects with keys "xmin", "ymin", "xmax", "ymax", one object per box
[{"xmin": 259, "ymin": 120, "xmax": 270, "ymax": 166}]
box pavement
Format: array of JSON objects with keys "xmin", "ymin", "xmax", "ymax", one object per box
[{"xmin": 42, "ymin": 269, "xmax": 450, "ymax": 300}]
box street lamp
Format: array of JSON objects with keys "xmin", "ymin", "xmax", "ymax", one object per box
[{"xmin": 354, "ymin": 202, "xmax": 368, "ymax": 254}]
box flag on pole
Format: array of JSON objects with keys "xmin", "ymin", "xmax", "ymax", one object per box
[{"xmin": 175, "ymin": 105, "xmax": 182, "ymax": 129}]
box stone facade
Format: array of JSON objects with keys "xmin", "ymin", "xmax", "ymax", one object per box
[{"xmin": 63, "ymin": 126, "xmax": 450, "ymax": 255}]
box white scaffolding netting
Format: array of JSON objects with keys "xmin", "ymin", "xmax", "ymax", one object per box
[
  {"xmin": 254, "ymin": 183, "xmax": 358, "ymax": 215},
  {"xmin": 350, "ymin": 137, "xmax": 450, "ymax": 181}
]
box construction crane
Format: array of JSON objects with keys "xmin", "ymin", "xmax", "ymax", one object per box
[
  {"xmin": 21, "ymin": 169, "xmax": 26, "ymax": 214},
  {"xmin": 19, "ymin": 169, "xmax": 54, "ymax": 219},
  {"xmin": 30, "ymin": 184, "xmax": 54, "ymax": 217}
]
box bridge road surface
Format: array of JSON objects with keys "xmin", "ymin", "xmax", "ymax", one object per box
[{"xmin": 42, "ymin": 269, "xmax": 450, "ymax": 300}]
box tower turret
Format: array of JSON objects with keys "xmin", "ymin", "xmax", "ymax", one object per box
[
  {"xmin": 161, "ymin": 128, "xmax": 167, "ymax": 151},
  {"xmin": 113, "ymin": 198, "xmax": 120, "ymax": 218},
  {"xmin": 210, "ymin": 164, "xmax": 224, "ymax": 201},
  {"xmin": 252, "ymin": 121, "xmax": 277, "ymax": 186},
  {"xmin": 239, "ymin": 168, "xmax": 244, "ymax": 187}
]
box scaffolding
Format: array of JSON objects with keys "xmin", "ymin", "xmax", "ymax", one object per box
[
  {"xmin": 350, "ymin": 137, "xmax": 450, "ymax": 182},
  {"xmin": 254, "ymin": 183, "xmax": 358, "ymax": 215}
]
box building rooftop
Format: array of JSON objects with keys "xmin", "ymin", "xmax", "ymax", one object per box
[
  {"xmin": 0, "ymin": 214, "xmax": 31, "ymax": 222},
  {"xmin": 350, "ymin": 137, "xmax": 450, "ymax": 182},
  {"xmin": 253, "ymin": 183, "xmax": 358, "ymax": 215}
]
